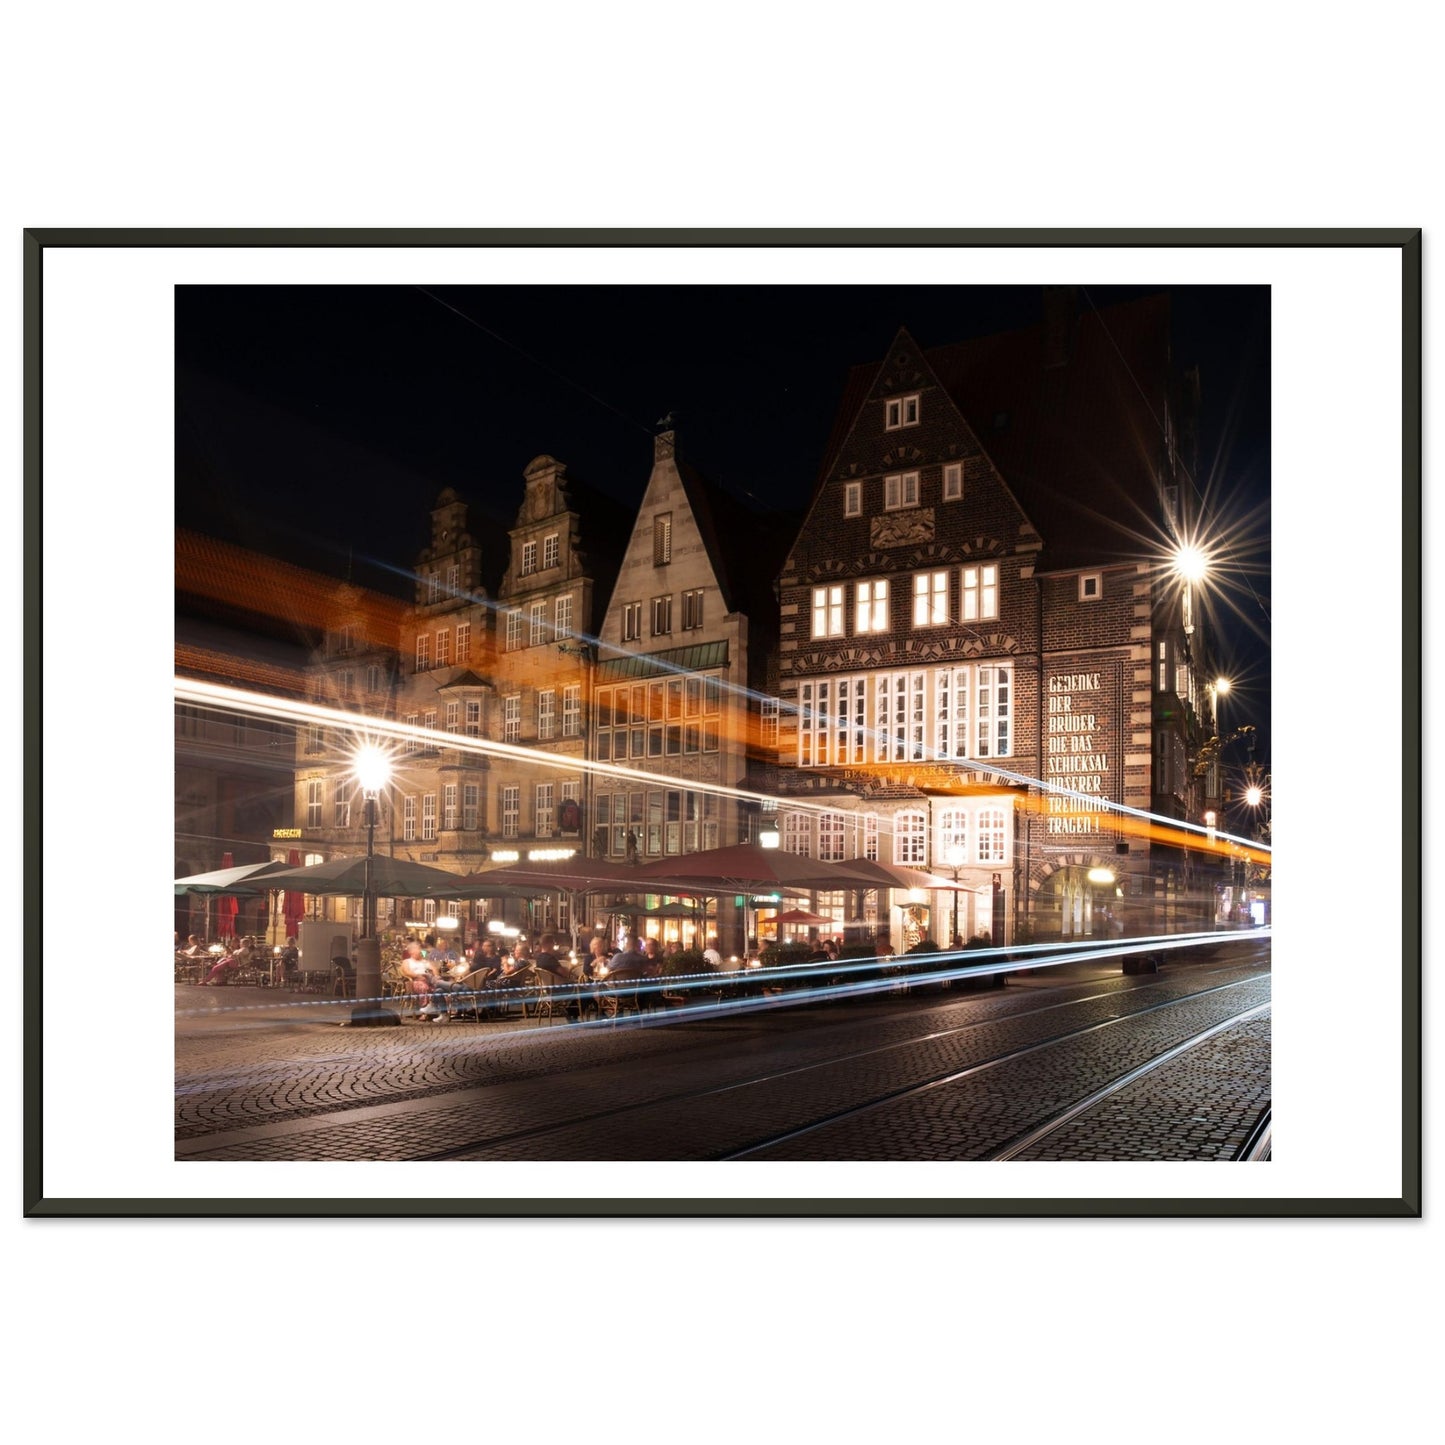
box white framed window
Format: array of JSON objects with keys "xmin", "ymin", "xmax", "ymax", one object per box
[
  {"xmin": 654, "ymin": 513, "xmax": 672, "ymax": 565},
  {"xmin": 798, "ymin": 676, "xmax": 868, "ymax": 767},
  {"xmin": 455, "ymin": 622, "xmax": 471, "ymax": 661},
  {"xmin": 623, "ymin": 601, "xmax": 642, "ymax": 642},
  {"xmin": 876, "ymin": 671, "xmax": 928, "ymax": 763},
  {"xmin": 521, "ymin": 540, "xmax": 537, "ymax": 576},
  {"xmin": 404, "ymin": 712, "xmax": 419, "ymax": 754},
  {"xmin": 415, "ymin": 634, "xmax": 431, "ymax": 670},
  {"xmin": 562, "ymin": 685, "xmax": 581, "ymax": 737},
  {"xmin": 651, "ymin": 595, "xmax": 672, "ymax": 636},
  {"xmin": 447, "ymin": 564, "xmax": 460, "ymax": 594},
  {"xmin": 535, "ymin": 782, "xmax": 555, "ymax": 838},
  {"xmin": 844, "ymin": 481, "xmax": 862, "ymax": 517},
  {"xmin": 937, "ymin": 667, "xmax": 971, "ymax": 759},
  {"xmin": 938, "ymin": 807, "xmax": 967, "ymax": 863},
  {"xmin": 1079, "ymin": 572, "xmax": 1102, "ymax": 601},
  {"xmin": 465, "ymin": 699, "xmax": 481, "ymax": 736},
  {"xmin": 554, "ymin": 593, "xmax": 574, "ymax": 638},
  {"xmin": 782, "ymin": 811, "xmax": 812, "ymax": 857},
  {"xmin": 893, "ymin": 809, "xmax": 927, "ymax": 865},
  {"xmin": 338, "ymin": 669, "xmax": 355, "ymax": 697},
  {"xmin": 426, "ymin": 573, "xmax": 440, "ymax": 604},
  {"xmin": 962, "ymin": 563, "xmax": 999, "ymax": 621},
  {"xmin": 333, "ymin": 778, "xmax": 350, "ymax": 828},
  {"xmin": 811, "ymin": 584, "xmax": 845, "ymax": 639},
  {"xmin": 503, "ymin": 694, "xmax": 521, "ymax": 742},
  {"xmin": 337, "ymin": 624, "xmax": 354, "ymax": 652},
  {"xmin": 403, "ymin": 794, "xmax": 417, "ymax": 841},
  {"xmin": 506, "ymin": 610, "xmax": 522, "ymax": 651},
  {"xmin": 462, "ymin": 783, "xmax": 480, "ymax": 831},
  {"xmin": 445, "ymin": 701, "xmax": 460, "ymax": 733},
  {"xmin": 818, "ymin": 811, "xmax": 846, "ymax": 862},
  {"xmin": 862, "ymin": 813, "xmax": 879, "ymax": 862},
  {"xmin": 366, "ymin": 664, "xmax": 381, "ymax": 693},
  {"xmin": 976, "ymin": 807, "xmax": 1007, "ymax": 864},
  {"xmin": 761, "ymin": 696, "xmax": 780, "ymax": 749},
  {"xmin": 913, "ymin": 570, "xmax": 949, "ymax": 626},
  {"xmin": 422, "ymin": 793, "xmax": 436, "ymax": 841},
  {"xmin": 424, "ymin": 709, "xmax": 436, "ymax": 737},
  {"xmin": 443, "ymin": 784, "xmax": 458, "ymax": 831},
  {"xmin": 306, "ymin": 779, "xmax": 323, "ymax": 828},
  {"xmin": 435, "ymin": 628, "xmax": 451, "ymax": 666},
  {"xmin": 501, "ymin": 786, "xmax": 519, "ymax": 839},
  {"xmin": 942, "ymin": 462, "xmax": 964, "ymax": 501},
  {"xmin": 885, "ymin": 394, "xmax": 920, "ymax": 430},
  {"xmin": 529, "ymin": 601, "xmax": 547, "ymax": 645},
  {"xmin": 884, "ymin": 471, "xmax": 920, "ymax": 510},
  {"xmin": 977, "ymin": 664, "xmax": 1011, "ymax": 758},
  {"xmin": 682, "ymin": 588, "xmax": 704, "ymax": 630},
  {"xmin": 543, "ymin": 533, "xmax": 559, "ymax": 569},
  {"xmin": 855, "ymin": 578, "xmax": 889, "ymax": 633},
  {"xmin": 538, "ymin": 688, "xmax": 556, "ymax": 740}
]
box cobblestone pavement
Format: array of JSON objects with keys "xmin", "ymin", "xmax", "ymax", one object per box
[{"xmin": 176, "ymin": 940, "xmax": 1270, "ymax": 1161}]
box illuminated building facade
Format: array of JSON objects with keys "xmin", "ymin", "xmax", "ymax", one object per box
[{"xmin": 771, "ymin": 293, "xmax": 1212, "ymax": 945}]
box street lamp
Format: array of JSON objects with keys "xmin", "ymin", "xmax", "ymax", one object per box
[
  {"xmin": 350, "ymin": 742, "xmax": 400, "ymax": 1027},
  {"xmin": 944, "ymin": 844, "xmax": 965, "ymax": 947},
  {"xmin": 1172, "ymin": 542, "xmax": 1209, "ymax": 640},
  {"xmin": 758, "ymin": 817, "xmax": 780, "ymax": 849}
]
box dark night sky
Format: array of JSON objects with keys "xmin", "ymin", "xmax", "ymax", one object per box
[{"xmin": 175, "ymin": 282, "xmax": 1271, "ymax": 761}]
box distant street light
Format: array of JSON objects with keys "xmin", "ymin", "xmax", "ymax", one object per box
[
  {"xmin": 350, "ymin": 742, "xmax": 400, "ymax": 1027},
  {"xmin": 758, "ymin": 817, "xmax": 780, "ymax": 849}
]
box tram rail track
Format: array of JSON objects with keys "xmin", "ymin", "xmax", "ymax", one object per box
[{"xmin": 180, "ymin": 956, "xmax": 1270, "ymax": 1162}]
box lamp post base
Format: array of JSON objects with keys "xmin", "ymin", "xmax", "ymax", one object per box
[{"xmin": 345, "ymin": 936, "xmax": 401, "ymax": 1026}]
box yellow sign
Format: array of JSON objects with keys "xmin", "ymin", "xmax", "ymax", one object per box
[{"xmin": 272, "ymin": 828, "xmax": 302, "ymax": 838}]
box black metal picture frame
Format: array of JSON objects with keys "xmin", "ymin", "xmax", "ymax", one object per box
[{"xmin": 21, "ymin": 227, "xmax": 1422, "ymax": 1219}]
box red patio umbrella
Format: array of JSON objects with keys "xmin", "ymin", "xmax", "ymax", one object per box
[
  {"xmin": 282, "ymin": 849, "xmax": 304, "ymax": 937},
  {"xmin": 217, "ymin": 853, "xmax": 239, "ymax": 938}
]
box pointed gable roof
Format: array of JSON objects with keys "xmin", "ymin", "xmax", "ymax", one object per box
[{"xmin": 811, "ymin": 296, "xmax": 1177, "ymax": 572}]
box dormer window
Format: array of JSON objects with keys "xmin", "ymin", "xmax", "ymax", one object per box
[{"xmin": 885, "ymin": 394, "xmax": 920, "ymax": 430}]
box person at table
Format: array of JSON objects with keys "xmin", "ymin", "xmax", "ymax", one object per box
[
  {"xmin": 701, "ymin": 937, "xmax": 722, "ymax": 971},
  {"xmin": 597, "ymin": 940, "xmax": 648, "ymax": 981},
  {"xmin": 180, "ymin": 934, "xmax": 208, "ymax": 959},
  {"xmin": 471, "ymin": 937, "xmax": 501, "ymax": 981},
  {"xmin": 533, "ymin": 934, "xmax": 575, "ymax": 984},
  {"xmin": 203, "ymin": 936, "xmax": 252, "ymax": 985},
  {"xmin": 400, "ymin": 941, "xmax": 446, "ymax": 1021},
  {"xmin": 583, "ymin": 936, "xmax": 611, "ymax": 980}
]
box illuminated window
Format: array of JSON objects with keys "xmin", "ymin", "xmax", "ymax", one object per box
[
  {"xmin": 543, "ymin": 533, "xmax": 559, "ymax": 569},
  {"xmin": 962, "ymin": 563, "xmax": 999, "ymax": 621},
  {"xmin": 942, "ymin": 462, "xmax": 963, "ymax": 501},
  {"xmin": 855, "ymin": 579, "xmax": 889, "ymax": 633},
  {"xmin": 938, "ymin": 807, "xmax": 967, "ymax": 861},
  {"xmin": 913, "ymin": 570, "xmax": 949, "ymax": 626},
  {"xmin": 818, "ymin": 812, "xmax": 846, "ymax": 862},
  {"xmin": 976, "ymin": 807, "xmax": 1007, "ymax": 864},
  {"xmin": 762, "ymin": 696, "xmax": 780, "ymax": 748},
  {"xmin": 811, "ymin": 584, "xmax": 845, "ymax": 638},
  {"xmin": 884, "ymin": 471, "xmax": 919, "ymax": 510},
  {"xmin": 844, "ymin": 482, "xmax": 862, "ymax": 517},
  {"xmin": 782, "ymin": 811, "xmax": 812, "ymax": 857},
  {"xmin": 977, "ymin": 665, "xmax": 1011, "ymax": 758},
  {"xmin": 893, "ymin": 809, "xmax": 927, "ymax": 865},
  {"xmin": 885, "ymin": 394, "xmax": 920, "ymax": 429}
]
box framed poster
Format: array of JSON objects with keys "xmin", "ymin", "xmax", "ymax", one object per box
[{"xmin": 22, "ymin": 228, "xmax": 1420, "ymax": 1218}]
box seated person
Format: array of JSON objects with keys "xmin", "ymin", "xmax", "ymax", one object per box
[
  {"xmin": 399, "ymin": 941, "xmax": 445, "ymax": 1020},
  {"xmin": 203, "ymin": 938, "xmax": 252, "ymax": 985},
  {"xmin": 532, "ymin": 934, "xmax": 576, "ymax": 984}
]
